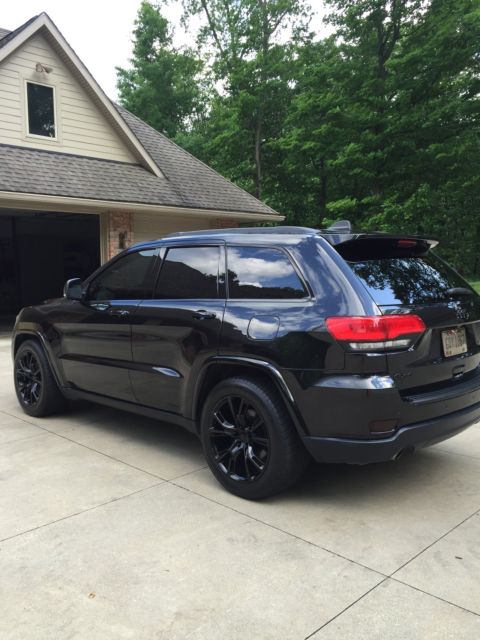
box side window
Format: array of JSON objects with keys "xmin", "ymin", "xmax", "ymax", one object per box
[
  {"xmin": 88, "ymin": 249, "xmax": 158, "ymax": 301},
  {"xmin": 155, "ymin": 246, "xmax": 220, "ymax": 299},
  {"xmin": 227, "ymin": 246, "xmax": 307, "ymax": 299}
]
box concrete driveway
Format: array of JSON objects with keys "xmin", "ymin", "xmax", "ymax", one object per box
[{"xmin": 1, "ymin": 334, "xmax": 480, "ymax": 639}]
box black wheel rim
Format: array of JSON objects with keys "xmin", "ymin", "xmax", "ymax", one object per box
[
  {"xmin": 208, "ymin": 395, "xmax": 270, "ymax": 482},
  {"xmin": 16, "ymin": 350, "xmax": 42, "ymax": 406}
]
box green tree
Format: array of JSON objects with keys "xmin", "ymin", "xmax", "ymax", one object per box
[
  {"xmin": 116, "ymin": 1, "xmax": 204, "ymax": 138},
  {"xmin": 181, "ymin": 0, "xmax": 312, "ymax": 199}
]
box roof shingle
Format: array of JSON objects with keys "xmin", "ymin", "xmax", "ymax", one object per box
[{"xmin": 0, "ymin": 145, "xmax": 182, "ymax": 206}]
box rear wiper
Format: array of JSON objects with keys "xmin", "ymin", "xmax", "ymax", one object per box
[{"xmin": 445, "ymin": 287, "xmax": 474, "ymax": 297}]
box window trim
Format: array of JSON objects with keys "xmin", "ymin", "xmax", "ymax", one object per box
[
  {"xmin": 153, "ymin": 244, "xmax": 224, "ymax": 301},
  {"xmin": 25, "ymin": 79, "xmax": 58, "ymax": 141},
  {"xmin": 225, "ymin": 244, "xmax": 311, "ymax": 302}
]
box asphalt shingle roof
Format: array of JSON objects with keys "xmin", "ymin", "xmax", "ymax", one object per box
[
  {"xmin": 0, "ymin": 145, "xmax": 183, "ymax": 206},
  {"xmin": 115, "ymin": 105, "xmax": 276, "ymax": 216},
  {"xmin": 0, "ymin": 17, "xmax": 37, "ymax": 49}
]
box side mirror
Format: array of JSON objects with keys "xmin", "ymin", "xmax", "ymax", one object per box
[{"xmin": 64, "ymin": 278, "xmax": 83, "ymax": 301}]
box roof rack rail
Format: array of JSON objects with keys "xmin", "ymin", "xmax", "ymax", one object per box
[{"xmin": 327, "ymin": 220, "xmax": 352, "ymax": 233}]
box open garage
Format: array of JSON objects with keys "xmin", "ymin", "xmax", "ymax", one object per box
[{"xmin": 0, "ymin": 211, "xmax": 99, "ymax": 320}]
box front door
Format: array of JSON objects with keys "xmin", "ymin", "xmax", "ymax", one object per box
[
  {"xmin": 130, "ymin": 244, "xmax": 225, "ymax": 415},
  {"xmin": 58, "ymin": 248, "xmax": 159, "ymax": 401}
]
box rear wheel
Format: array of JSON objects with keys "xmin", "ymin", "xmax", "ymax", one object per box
[
  {"xmin": 14, "ymin": 340, "xmax": 66, "ymax": 417},
  {"xmin": 200, "ymin": 376, "xmax": 310, "ymax": 499}
]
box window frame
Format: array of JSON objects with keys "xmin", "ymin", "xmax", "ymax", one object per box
[
  {"xmin": 25, "ymin": 79, "xmax": 58, "ymax": 141},
  {"xmin": 225, "ymin": 243, "xmax": 311, "ymax": 302},
  {"xmin": 153, "ymin": 243, "xmax": 225, "ymax": 301},
  {"xmin": 85, "ymin": 248, "xmax": 160, "ymax": 303}
]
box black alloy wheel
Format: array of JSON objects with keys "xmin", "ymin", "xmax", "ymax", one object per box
[
  {"xmin": 14, "ymin": 340, "xmax": 66, "ymax": 417},
  {"xmin": 201, "ymin": 377, "xmax": 310, "ymax": 500},
  {"xmin": 16, "ymin": 349, "xmax": 42, "ymax": 407},
  {"xmin": 209, "ymin": 395, "xmax": 270, "ymax": 482}
]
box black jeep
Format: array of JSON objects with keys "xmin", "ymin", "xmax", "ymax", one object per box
[{"xmin": 12, "ymin": 223, "xmax": 480, "ymax": 499}]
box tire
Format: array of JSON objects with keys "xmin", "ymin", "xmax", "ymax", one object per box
[
  {"xmin": 200, "ymin": 376, "xmax": 310, "ymax": 500},
  {"xmin": 14, "ymin": 340, "xmax": 66, "ymax": 417}
]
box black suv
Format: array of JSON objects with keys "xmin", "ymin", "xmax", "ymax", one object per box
[{"xmin": 12, "ymin": 224, "xmax": 480, "ymax": 499}]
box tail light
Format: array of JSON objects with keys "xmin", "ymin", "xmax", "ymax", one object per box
[{"xmin": 326, "ymin": 315, "xmax": 426, "ymax": 352}]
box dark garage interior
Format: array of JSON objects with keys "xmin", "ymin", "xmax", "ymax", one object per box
[{"xmin": 0, "ymin": 211, "xmax": 100, "ymax": 321}]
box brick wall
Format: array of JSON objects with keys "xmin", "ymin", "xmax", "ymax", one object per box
[
  {"xmin": 106, "ymin": 212, "xmax": 133, "ymax": 260},
  {"xmin": 213, "ymin": 218, "xmax": 239, "ymax": 229}
]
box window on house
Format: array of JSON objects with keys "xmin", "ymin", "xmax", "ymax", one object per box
[{"xmin": 26, "ymin": 82, "xmax": 56, "ymax": 137}]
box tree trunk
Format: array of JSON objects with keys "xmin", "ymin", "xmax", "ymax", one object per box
[{"xmin": 254, "ymin": 118, "xmax": 262, "ymax": 200}]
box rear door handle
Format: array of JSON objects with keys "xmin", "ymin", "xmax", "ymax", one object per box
[
  {"xmin": 108, "ymin": 308, "xmax": 130, "ymax": 318},
  {"xmin": 193, "ymin": 309, "xmax": 217, "ymax": 320}
]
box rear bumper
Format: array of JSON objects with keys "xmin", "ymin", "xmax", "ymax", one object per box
[{"xmin": 303, "ymin": 399, "xmax": 480, "ymax": 464}]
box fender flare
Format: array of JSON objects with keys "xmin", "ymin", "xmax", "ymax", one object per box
[{"xmin": 192, "ymin": 356, "xmax": 308, "ymax": 436}]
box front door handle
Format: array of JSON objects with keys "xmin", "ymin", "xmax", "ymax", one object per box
[
  {"xmin": 108, "ymin": 308, "xmax": 130, "ymax": 318},
  {"xmin": 193, "ymin": 309, "xmax": 217, "ymax": 320}
]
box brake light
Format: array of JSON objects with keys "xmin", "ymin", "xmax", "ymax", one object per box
[{"xmin": 326, "ymin": 315, "xmax": 426, "ymax": 351}]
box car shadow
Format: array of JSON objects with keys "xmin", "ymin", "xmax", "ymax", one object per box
[{"xmin": 56, "ymin": 400, "xmax": 462, "ymax": 503}]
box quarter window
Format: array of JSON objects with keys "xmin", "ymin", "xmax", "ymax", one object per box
[
  {"xmin": 88, "ymin": 250, "xmax": 157, "ymax": 301},
  {"xmin": 227, "ymin": 246, "xmax": 307, "ymax": 299},
  {"xmin": 155, "ymin": 246, "xmax": 220, "ymax": 299},
  {"xmin": 26, "ymin": 82, "xmax": 56, "ymax": 138}
]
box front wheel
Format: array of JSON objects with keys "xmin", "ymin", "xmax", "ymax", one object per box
[
  {"xmin": 200, "ymin": 376, "xmax": 310, "ymax": 500},
  {"xmin": 14, "ymin": 340, "xmax": 66, "ymax": 417}
]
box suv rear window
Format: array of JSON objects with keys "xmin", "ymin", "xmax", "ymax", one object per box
[{"xmin": 337, "ymin": 239, "xmax": 469, "ymax": 306}]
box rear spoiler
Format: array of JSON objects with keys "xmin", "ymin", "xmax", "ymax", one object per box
[{"xmin": 319, "ymin": 232, "xmax": 438, "ymax": 250}]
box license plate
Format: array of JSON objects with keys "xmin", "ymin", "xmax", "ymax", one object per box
[{"xmin": 442, "ymin": 327, "xmax": 467, "ymax": 358}]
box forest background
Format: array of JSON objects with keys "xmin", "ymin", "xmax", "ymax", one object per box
[{"xmin": 116, "ymin": 0, "xmax": 480, "ymax": 278}]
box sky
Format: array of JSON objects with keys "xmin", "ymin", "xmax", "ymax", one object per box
[{"xmin": 1, "ymin": 0, "xmax": 328, "ymax": 99}]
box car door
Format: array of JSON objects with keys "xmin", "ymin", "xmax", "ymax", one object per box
[
  {"xmin": 57, "ymin": 248, "xmax": 159, "ymax": 401},
  {"xmin": 130, "ymin": 243, "xmax": 226, "ymax": 415}
]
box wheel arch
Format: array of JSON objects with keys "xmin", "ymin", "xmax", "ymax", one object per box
[
  {"xmin": 191, "ymin": 357, "xmax": 307, "ymax": 436},
  {"xmin": 13, "ymin": 330, "xmax": 65, "ymax": 389}
]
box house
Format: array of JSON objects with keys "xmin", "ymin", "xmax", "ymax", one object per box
[{"xmin": 0, "ymin": 13, "xmax": 282, "ymax": 319}]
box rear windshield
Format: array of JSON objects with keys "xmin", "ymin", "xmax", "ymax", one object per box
[{"xmin": 337, "ymin": 239, "xmax": 470, "ymax": 306}]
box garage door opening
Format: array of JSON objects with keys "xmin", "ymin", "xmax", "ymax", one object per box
[{"xmin": 0, "ymin": 211, "xmax": 100, "ymax": 321}]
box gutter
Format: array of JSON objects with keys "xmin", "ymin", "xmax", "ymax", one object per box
[{"xmin": 0, "ymin": 191, "xmax": 284, "ymax": 222}]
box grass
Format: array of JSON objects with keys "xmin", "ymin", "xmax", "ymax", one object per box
[{"xmin": 469, "ymin": 281, "xmax": 480, "ymax": 294}]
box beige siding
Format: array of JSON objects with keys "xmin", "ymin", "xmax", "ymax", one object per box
[
  {"xmin": 0, "ymin": 33, "xmax": 136, "ymax": 163},
  {"xmin": 133, "ymin": 213, "xmax": 210, "ymax": 244}
]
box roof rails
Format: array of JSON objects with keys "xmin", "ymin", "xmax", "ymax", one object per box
[{"xmin": 165, "ymin": 226, "xmax": 318, "ymax": 238}]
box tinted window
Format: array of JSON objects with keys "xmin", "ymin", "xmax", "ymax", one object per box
[
  {"xmin": 155, "ymin": 246, "xmax": 220, "ymax": 299},
  {"xmin": 27, "ymin": 82, "xmax": 55, "ymax": 137},
  {"xmin": 88, "ymin": 250, "xmax": 157, "ymax": 301},
  {"xmin": 347, "ymin": 253, "xmax": 471, "ymax": 305},
  {"xmin": 227, "ymin": 246, "xmax": 306, "ymax": 299}
]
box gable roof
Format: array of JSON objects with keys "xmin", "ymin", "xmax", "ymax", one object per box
[
  {"xmin": 0, "ymin": 13, "xmax": 162, "ymax": 177},
  {"xmin": 0, "ymin": 27, "xmax": 12, "ymax": 41},
  {"xmin": 0, "ymin": 13, "xmax": 281, "ymax": 220}
]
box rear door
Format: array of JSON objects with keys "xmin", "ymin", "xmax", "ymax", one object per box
[
  {"xmin": 337, "ymin": 237, "xmax": 480, "ymax": 394},
  {"xmin": 130, "ymin": 244, "xmax": 225, "ymax": 415}
]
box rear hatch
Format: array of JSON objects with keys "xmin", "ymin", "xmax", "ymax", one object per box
[{"xmin": 334, "ymin": 235, "xmax": 480, "ymax": 398}]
